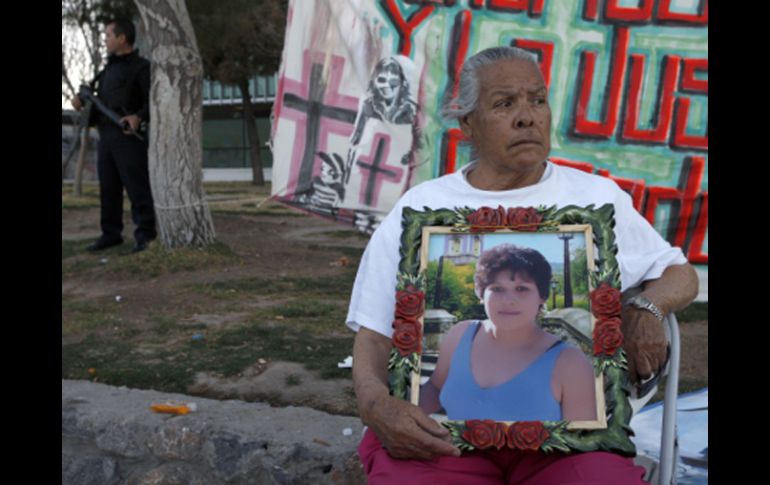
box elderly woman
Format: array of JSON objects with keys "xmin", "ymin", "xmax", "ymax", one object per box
[
  {"xmin": 419, "ymin": 244, "xmax": 596, "ymax": 422},
  {"xmin": 348, "ymin": 46, "xmax": 698, "ymax": 484}
]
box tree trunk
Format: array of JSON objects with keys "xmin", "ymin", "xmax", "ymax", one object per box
[
  {"xmin": 134, "ymin": 0, "xmax": 216, "ymax": 248},
  {"xmin": 62, "ymin": 122, "xmax": 82, "ymax": 178},
  {"xmin": 73, "ymin": 125, "xmax": 90, "ymax": 196},
  {"xmin": 238, "ymin": 79, "xmax": 265, "ymax": 186}
]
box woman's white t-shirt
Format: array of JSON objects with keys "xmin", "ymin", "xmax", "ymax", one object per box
[{"xmin": 346, "ymin": 161, "xmax": 688, "ymax": 337}]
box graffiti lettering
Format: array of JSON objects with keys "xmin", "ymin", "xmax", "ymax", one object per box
[
  {"xmin": 582, "ymin": 0, "xmax": 708, "ymax": 26},
  {"xmin": 511, "ymin": 39, "xmax": 554, "ymax": 90},
  {"xmin": 656, "ymin": 0, "xmax": 708, "ymax": 26},
  {"xmin": 583, "ymin": 0, "xmax": 600, "ymax": 21},
  {"xmin": 571, "ymin": 26, "xmax": 630, "ymax": 139},
  {"xmin": 549, "ymin": 157, "xmax": 595, "ymax": 174},
  {"xmin": 448, "ymin": 9, "xmax": 473, "ymax": 100},
  {"xmin": 483, "ymin": 0, "xmax": 545, "ymax": 16},
  {"xmin": 680, "ymin": 58, "xmax": 708, "ymax": 93},
  {"xmin": 671, "ymin": 97, "xmax": 708, "ymax": 151},
  {"xmin": 404, "ymin": 0, "xmax": 457, "ymax": 5},
  {"xmin": 438, "ymin": 8, "xmax": 473, "ymax": 176},
  {"xmin": 669, "ymin": 57, "xmax": 707, "ymax": 151},
  {"xmin": 551, "ymin": 156, "xmax": 706, "ymax": 263},
  {"xmin": 605, "ymin": 0, "xmax": 654, "ymax": 23},
  {"xmin": 597, "ymin": 168, "xmax": 646, "ymax": 212},
  {"xmin": 619, "ymin": 55, "xmax": 679, "ymax": 145},
  {"xmin": 487, "ymin": 0, "xmax": 529, "ymax": 11},
  {"xmin": 440, "ymin": 128, "xmax": 465, "ymax": 176},
  {"xmin": 380, "ymin": 0, "xmax": 437, "ymax": 56},
  {"xmin": 643, "ymin": 157, "xmax": 704, "ymax": 248},
  {"xmin": 669, "ymin": 156, "xmax": 705, "ymax": 249},
  {"xmin": 687, "ymin": 191, "xmax": 707, "ymax": 264}
]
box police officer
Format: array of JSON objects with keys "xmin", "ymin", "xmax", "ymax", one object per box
[{"xmin": 71, "ymin": 19, "xmax": 156, "ymax": 253}]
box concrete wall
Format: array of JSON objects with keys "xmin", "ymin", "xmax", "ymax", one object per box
[{"xmin": 62, "ymin": 380, "xmax": 365, "ymax": 485}]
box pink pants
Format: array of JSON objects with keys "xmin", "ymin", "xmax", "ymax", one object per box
[{"xmin": 358, "ymin": 429, "xmax": 649, "ymax": 485}]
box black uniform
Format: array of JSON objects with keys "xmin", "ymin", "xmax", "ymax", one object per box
[{"xmin": 92, "ymin": 50, "xmax": 156, "ymax": 246}]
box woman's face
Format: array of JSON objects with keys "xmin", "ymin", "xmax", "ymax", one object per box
[
  {"xmin": 482, "ymin": 269, "xmax": 545, "ymax": 328},
  {"xmin": 374, "ymin": 64, "xmax": 402, "ymax": 101}
]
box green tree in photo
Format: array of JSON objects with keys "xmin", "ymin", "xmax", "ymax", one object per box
[
  {"xmin": 426, "ymin": 260, "xmax": 484, "ymax": 320},
  {"xmin": 570, "ymin": 247, "xmax": 589, "ymax": 296}
]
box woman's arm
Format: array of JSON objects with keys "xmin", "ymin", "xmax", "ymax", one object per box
[
  {"xmin": 418, "ymin": 379, "xmax": 442, "ymax": 414},
  {"xmin": 418, "ymin": 320, "xmax": 472, "ymax": 413},
  {"xmin": 554, "ymin": 347, "xmax": 598, "ymax": 421}
]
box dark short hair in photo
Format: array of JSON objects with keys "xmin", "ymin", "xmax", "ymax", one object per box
[
  {"xmin": 109, "ymin": 19, "xmax": 136, "ymax": 46},
  {"xmin": 474, "ymin": 243, "xmax": 552, "ymax": 300}
]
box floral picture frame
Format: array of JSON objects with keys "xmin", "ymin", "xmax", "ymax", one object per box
[{"xmin": 387, "ymin": 204, "xmax": 636, "ymax": 456}]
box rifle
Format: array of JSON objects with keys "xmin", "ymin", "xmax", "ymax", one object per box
[{"xmin": 78, "ymin": 85, "xmax": 146, "ymax": 141}]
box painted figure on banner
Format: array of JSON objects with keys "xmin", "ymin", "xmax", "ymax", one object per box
[
  {"xmin": 310, "ymin": 56, "xmax": 419, "ymax": 229},
  {"xmin": 344, "ymin": 56, "xmax": 419, "ymax": 229},
  {"xmin": 345, "ymin": 55, "xmax": 418, "ymax": 183},
  {"xmin": 297, "ymin": 152, "xmax": 346, "ymax": 217}
]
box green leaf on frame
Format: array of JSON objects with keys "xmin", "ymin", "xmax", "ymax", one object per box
[
  {"xmin": 594, "ymin": 359, "xmax": 605, "ymax": 377},
  {"xmin": 542, "ymin": 441, "xmax": 571, "ymax": 454},
  {"xmin": 537, "ymin": 222, "xmax": 560, "ymax": 233},
  {"xmin": 454, "ymin": 206, "xmax": 476, "ymax": 221},
  {"xmin": 548, "ymin": 421, "xmax": 569, "ymax": 433},
  {"xmin": 408, "ymin": 352, "xmax": 420, "ymax": 371},
  {"xmin": 451, "ymin": 225, "xmax": 471, "ymax": 233},
  {"xmin": 458, "ymin": 442, "xmax": 475, "ymax": 452},
  {"xmin": 388, "ymin": 348, "xmax": 399, "ymax": 370},
  {"xmin": 397, "ymin": 272, "xmax": 427, "ymax": 291}
]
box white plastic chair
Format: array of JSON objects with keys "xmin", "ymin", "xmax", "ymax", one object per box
[
  {"xmin": 630, "ymin": 311, "xmax": 680, "ymax": 485},
  {"xmin": 657, "ymin": 312, "xmax": 680, "ymax": 485}
]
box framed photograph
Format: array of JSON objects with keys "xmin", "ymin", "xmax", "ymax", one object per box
[{"xmin": 388, "ymin": 204, "xmax": 635, "ymax": 455}]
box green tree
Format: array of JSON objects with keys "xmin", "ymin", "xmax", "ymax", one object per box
[
  {"xmin": 570, "ymin": 247, "xmax": 589, "ymax": 295},
  {"xmin": 426, "ymin": 260, "xmax": 484, "ymax": 320},
  {"xmin": 188, "ymin": 0, "xmax": 288, "ymax": 186}
]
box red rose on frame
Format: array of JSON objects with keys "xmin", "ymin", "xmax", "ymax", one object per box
[
  {"xmin": 491, "ymin": 422, "xmax": 508, "ymax": 450},
  {"xmin": 467, "ymin": 206, "xmax": 505, "ymax": 231},
  {"xmin": 392, "ymin": 318, "xmax": 421, "ymax": 356},
  {"xmin": 506, "ymin": 207, "xmax": 543, "ymax": 231},
  {"xmin": 395, "ymin": 287, "xmax": 425, "ymax": 320},
  {"xmin": 462, "ymin": 420, "xmax": 506, "ymax": 450},
  {"xmin": 593, "ymin": 317, "xmax": 624, "ymax": 356},
  {"xmin": 506, "ymin": 421, "xmax": 549, "ymax": 451},
  {"xmin": 590, "ymin": 283, "xmax": 622, "ymax": 318}
]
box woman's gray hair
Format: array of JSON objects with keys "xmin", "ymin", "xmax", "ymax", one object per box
[{"xmin": 441, "ymin": 46, "xmax": 539, "ymax": 122}]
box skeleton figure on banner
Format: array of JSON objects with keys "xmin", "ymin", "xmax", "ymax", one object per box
[{"xmin": 305, "ymin": 56, "xmax": 419, "ymax": 233}]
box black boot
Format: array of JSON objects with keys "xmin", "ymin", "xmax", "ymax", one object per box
[{"xmin": 87, "ymin": 236, "xmax": 124, "ymax": 252}]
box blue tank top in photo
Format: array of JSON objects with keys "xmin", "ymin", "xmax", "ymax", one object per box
[{"xmin": 439, "ymin": 321, "xmax": 566, "ymax": 421}]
